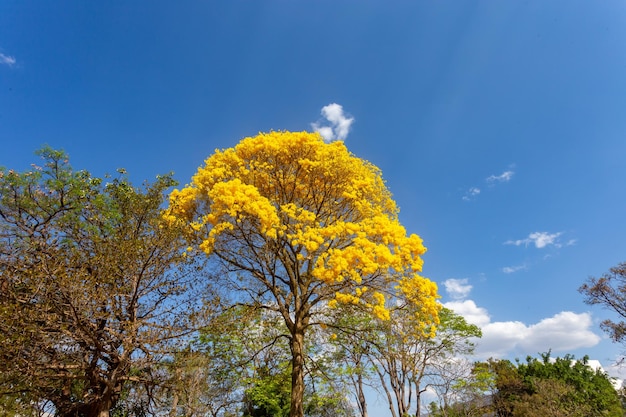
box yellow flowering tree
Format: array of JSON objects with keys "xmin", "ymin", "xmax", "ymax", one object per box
[{"xmin": 167, "ymin": 131, "xmax": 440, "ymax": 417}]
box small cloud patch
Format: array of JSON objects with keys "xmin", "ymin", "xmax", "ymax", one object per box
[
  {"xmin": 0, "ymin": 52, "xmax": 16, "ymax": 66},
  {"xmin": 311, "ymin": 103, "xmax": 354, "ymax": 142},
  {"xmin": 505, "ymin": 231, "xmax": 563, "ymax": 249},
  {"xmin": 486, "ymin": 170, "xmax": 514, "ymax": 184},
  {"xmin": 462, "ymin": 187, "xmax": 481, "ymax": 201},
  {"xmin": 502, "ymin": 264, "xmax": 527, "ymax": 274},
  {"xmin": 462, "ymin": 168, "xmax": 514, "ymax": 201},
  {"xmin": 444, "ymin": 278, "xmax": 472, "ymax": 300}
]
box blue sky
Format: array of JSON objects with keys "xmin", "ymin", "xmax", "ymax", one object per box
[{"xmin": 2, "ymin": 0, "xmax": 626, "ymax": 411}]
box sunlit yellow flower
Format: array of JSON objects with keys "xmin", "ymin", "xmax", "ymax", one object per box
[{"xmin": 166, "ymin": 131, "xmax": 440, "ymax": 328}]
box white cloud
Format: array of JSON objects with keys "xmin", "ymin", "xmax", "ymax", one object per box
[
  {"xmin": 461, "ymin": 168, "xmax": 513, "ymax": 200},
  {"xmin": 314, "ymin": 126, "xmax": 334, "ymax": 142},
  {"xmin": 462, "ymin": 187, "xmax": 481, "ymax": 201},
  {"xmin": 604, "ymin": 362, "xmax": 626, "ymax": 385},
  {"xmin": 311, "ymin": 103, "xmax": 354, "ymax": 142},
  {"xmin": 0, "ymin": 52, "xmax": 16, "ymax": 66},
  {"xmin": 505, "ymin": 231, "xmax": 563, "ymax": 249},
  {"xmin": 502, "ymin": 264, "xmax": 527, "ymax": 274},
  {"xmin": 518, "ymin": 312, "xmax": 600, "ymax": 352},
  {"xmin": 477, "ymin": 320, "xmax": 529, "ymax": 358},
  {"xmin": 444, "ymin": 278, "xmax": 472, "ymax": 300},
  {"xmin": 442, "ymin": 275, "xmax": 600, "ymax": 360},
  {"xmin": 445, "ymin": 300, "xmax": 601, "ymax": 359},
  {"xmin": 444, "ymin": 300, "xmax": 491, "ymax": 327},
  {"xmin": 486, "ymin": 170, "xmax": 514, "ymax": 184}
]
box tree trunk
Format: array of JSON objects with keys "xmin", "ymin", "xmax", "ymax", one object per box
[
  {"xmin": 356, "ymin": 371, "xmax": 368, "ymax": 417},
  {"xmin": 414, "ymin": 382, "xmax": 425, "ymax": 417},
  {"xmin": 89, "ymin": 394, "xmax": 112, "ymax": 417},
  {"xmin": 375, "ymin": 366, "xmax": 398, "ymax": 417},
  {"xmin": 289, "ymin": 329, "xmax": 306, "ymax": 417},
  {"xmin": 56, "ymin": 397, "xmax": 111, "ymax": 417}
]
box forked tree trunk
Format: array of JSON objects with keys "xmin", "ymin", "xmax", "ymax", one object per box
[{"xmin": 290, "ymin": 329, "xmax": 306, "ymax": 417}]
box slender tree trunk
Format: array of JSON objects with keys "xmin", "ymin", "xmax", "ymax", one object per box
[
  {"xmin": 414, "ymin": 382, "xmax": 424, "ymax": 417},
  {"xmin": 375, "ymin": 366, "xmax": 398, "ymax": 417},
  {"xmin": 290, "ymin": 329, "xmax": 306, "ymax": 417},
  {"xmin": 356, "ymin": 371, "xmax": 368, "ymax": 417}
]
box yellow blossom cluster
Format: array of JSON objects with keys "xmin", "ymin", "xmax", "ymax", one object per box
[
  {"xmin": 396, "ymin": 275, "xmax": 441, "ymax": 335},
  {"xmin": 167, "ymin": 131, "xmax": 439, "ymax": 326}
]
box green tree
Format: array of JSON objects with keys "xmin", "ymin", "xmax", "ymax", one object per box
[
  {"xmin": 0, "ymin": 148, "xmax": 207, "ymax": 417},
  {"xmin": 328, "ymin": 308, "xmax": 376, "ymax": 417},
  {"xmin": 421, "ymin": 309, "xmax": 482, "ymax": 415},
  {"xmin": 212, "ymin": 306, "xmax": 354, "ymax": 417},
  {"xmin": 480, "ymin": 353, "xmax": 623, "ymax": 417},
  {"xmin": 371, "ymin": 307, "xmax": 481, "ymax": 417},
  {"xmin": 484, "ymin": 358, "xmax": 524, "ymax": 417},
  {"xmin": 166, "ymin": 131, "xmax": 440, "ymax": 417},
  {"xmin": 436, "ymin": 361, "xmax": 497, "ymax": 417},
  {"xmin": 155, "ymin": 347, "xmax": 242, "ymax": 417},
  {"xmin": 165, "ymin": 304, "xmax": 354, "ymax": 417},
  {"xmin": 516, "ymin": 353, "xmax": 622, "ymax": 417},
  {"xmin": 329, "ymin": 306, "xmax": 480, "ymax": 417},
  {"xmin": 511, "ymin": 378, "xmax": 591, "ymax": 417},
  {"xmin": 155, "ymin": 305, "xmax": 260, "ymax": 417},
  {"xmin": 242, "ymin": 363, "xmax": 291, "ymax": 417}
]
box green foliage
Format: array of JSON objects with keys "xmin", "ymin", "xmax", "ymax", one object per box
[
  {"xmin": 328, "ymin": 306, "xmax": 481, "ymax": 417},
  {"xmin": 516, "ymin": 353, "xmax": 622, "ymax": 416},
  {"xmin": 189, "ymin": 306, "xmax": 354, "ymax": 417},
  {"xmin": 478, "ymin": 353, "xmax": 624, "ymax": 417},
  {"xmin": 243, "ymin": 365, "xmax": 291, "ymax": 417}
]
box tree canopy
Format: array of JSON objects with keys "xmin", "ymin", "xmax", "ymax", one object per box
[
  {"xmin": 0, "ymin": 148, "xmax": 207, "ymax": 417},
  {"xmin": 166, "ymin": 131, "xmax": 440, "ymax": 417},
  {"xmin": 463, "ymin": 353, "xmax": 624, "ymax": 417},
  {"xmin": 580, "ymin": 261, "xmax": 626, "ymax": 347}
]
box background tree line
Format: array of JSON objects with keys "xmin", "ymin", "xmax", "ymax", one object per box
[{"xmin": 429, "ymin": 352, "xmax": 624, "ymax": 417}]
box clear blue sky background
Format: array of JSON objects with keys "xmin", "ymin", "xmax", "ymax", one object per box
[{"xmin": 2, "ymin": 0, "xmax": 626, "ymax": 413}]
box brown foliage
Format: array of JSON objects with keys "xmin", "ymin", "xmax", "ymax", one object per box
[
  {"xmin": 580, "ymin": 262, "xmax": 626, "ymax": 345},
  {"xmin": 0, "ymin": 149, "xmax": 208, "ymax": 417}
]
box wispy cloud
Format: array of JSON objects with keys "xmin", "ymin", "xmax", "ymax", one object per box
[
  {"xmin": 462, "ymin": 187, "xmax": 481, "ymax": 201},
  {"xmin": 311, "ymin": 103, "xmax": 354, "ymax": 142},
  {"xmin": 0, "ymin": 52, "xmax": 16, "ymax": 67},
  {"xmin": 444, "ymin": 278, "xmax": 472, "ymax": 300},
  {"xmin": 505, "ymin": 231, "xmax": 563, "ymax": 249},
  {"xmin": 462, "ymin": 168, "xmax": 514, "ymax": 201},
  {"xmin": 502, "ymin": 264, "xmax": 527, "ymax": 274},
  {"xmin": 486, "ymin": 170, "xmax": 514, "ymax": 184}
]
